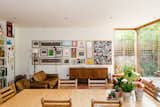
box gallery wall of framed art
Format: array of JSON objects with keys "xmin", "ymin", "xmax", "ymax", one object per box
[{"xmin": 32, "ymin": 40, "xmax": 112, "ymax": 65}]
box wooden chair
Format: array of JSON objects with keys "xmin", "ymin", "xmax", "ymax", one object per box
[
  {"xmin": 58, "ymin": 79, "xmax": 77, "ymax": 89},
  {"xmin": 41, "ymin": 98, "xmax": 72, "ymax": 107},
  {"xmin": 88, "ymin": 78, "xmax": 108, "ymax": 88},
  {"xmin": 0, "ymin": 83, "xmax": 16, "ymax": 103},
  {"xmin": 91, "ymin": 99, "xmax": 122, "ymax": 107}
]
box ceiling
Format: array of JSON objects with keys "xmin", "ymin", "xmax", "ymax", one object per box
[{"xmin": 0, "ymin": 0, "xmax": 160, "ymax": 27}]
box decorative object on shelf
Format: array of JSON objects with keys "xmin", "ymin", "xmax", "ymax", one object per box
[
  {"xmin": 32, "ymin": 40, "xmax": 39, "ymax": 48},
  {"xmin": 32, "ymin": 48, "xmax": 39, "ymax": 73},
  {"xmin": 71, "ymin": 58, "xmax": 85, "ymax": 65},
  {"xmin": 0, "ymin": 59, "xmax": 5, "ymax": 66},
  {"xmin": 0, "ymin": 25, "xmax": 3, "ymax": 37},
  {"xmin": 55, "ymin": 47, "xmax": 62, "ymax": 57},
  {"xmin": 94, "ymin": 41, "xmax": 112, "ymax": 65},
  {"xmin": 71, "ymin": 48, "xmax": 77, "ymax": 58},
  {"xmin": 0, "ymin": 47, "xmax": 5, "ymax": 57},
  {"xmin": 6, "ymin": 22, "xmax": 13, "ymax": 37}
]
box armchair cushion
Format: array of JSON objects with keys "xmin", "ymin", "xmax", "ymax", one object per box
[
  {"xmin": 33, "ymin": 71, "xmax": 46, "ymax": 81},
  {"xmin": 16, "ymin": 79, "xmax": 30, "ymax": 91}
]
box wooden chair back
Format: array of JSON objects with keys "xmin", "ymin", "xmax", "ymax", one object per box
[
  {"xmin": 41, "ymin": 98, "xmax": 72, "ymax": 107},
  {"xmin": 91, "ymin": 99, "xmax": 122, "ymax": 107},
  {"xmin": 0, "ymin": 83, "xmax": 16, "ymax": 103}
]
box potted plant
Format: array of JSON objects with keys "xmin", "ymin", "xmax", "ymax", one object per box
[
  {"xmin": 121, "ymin": 80, "xmax": 135, "ymax": 102},
  {"xmin": 114, "ymin": 78, "xmax": 123, "ymax": 98}
]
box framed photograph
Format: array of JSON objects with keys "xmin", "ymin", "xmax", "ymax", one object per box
[
  {"xmin": 62, "ymin": 40, "xmax": 72, "ymax": 47},
  {"xmin": 63, "ymin": 48, "xmax": 71, "ymax": 57},
  {"xmin": 32, "ymin": 40, "xmax": 40, "ymax": 48},
  {"xmin": 6, "ymin": 21, "xmax": 13, "ymax": 37},
  {"xmin": 40, "ymin": 48, "xmax": 48, "ymax": 57},
  {"xmin": 62, "ymin": 58, "xmax": 70, "ymax": 64},
  {"xmin": 86, "ymin": 41, "xmax": 93, "ymax": 58},
  {"xmin": 48, "ymin": 48, "xmax": 55, "ymax": 57},
  {"xmin": 71, "ymin": 48, "xmax": 77, "ymax": 58},
  {"xmin": 40, "ymin": 58, "xmax": 62, "ymax": 64},
  {"xmin": 72, "ymin": 41, "xmax": 77, "ymax": 47}
]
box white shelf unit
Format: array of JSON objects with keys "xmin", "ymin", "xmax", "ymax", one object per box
[{"xmin": 0, "ymin": 21, "xmax": 15, "ymax": 89}]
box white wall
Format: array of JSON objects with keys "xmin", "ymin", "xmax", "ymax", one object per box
[{"xmin": 15, "ymin": 27, "xmax": 114, "ymax": 79}]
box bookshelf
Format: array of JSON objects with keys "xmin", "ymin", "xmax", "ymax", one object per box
[{"xmin": 0, "ymin": 21, "xmax": 15, "ymax": 89}]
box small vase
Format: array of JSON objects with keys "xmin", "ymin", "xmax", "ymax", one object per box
[{"xmin": 123, "ymin": 92, "xmax": 132, "ymax": 102}]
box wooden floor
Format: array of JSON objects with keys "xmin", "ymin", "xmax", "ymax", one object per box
[{"xmin": 0, "ymin": 89, "xmax": 160, "ymax": 107}]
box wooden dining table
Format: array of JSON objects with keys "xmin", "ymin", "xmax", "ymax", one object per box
[{"xmin": 0, "ymin": 89, "xmax": 160, "ymax": 107}]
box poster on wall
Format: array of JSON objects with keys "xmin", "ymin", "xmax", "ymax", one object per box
[
  {"xmin": 86, "ymin": 41, "xmax": 93, "ymax": 58},
  {"xmin": 94, "ymin": 41, "xmax": 112, "ymax": 65},
  {"xmin": 71, "ymin": 48, "xmax": 77, "ymax": 58}
]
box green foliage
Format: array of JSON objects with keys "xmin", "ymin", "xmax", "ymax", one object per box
[{"xmin": 121, "ymin": 82, "xmax": 135, "ymax": 92}]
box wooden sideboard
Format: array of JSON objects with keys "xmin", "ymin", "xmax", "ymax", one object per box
[{"xmin": 69, "ymin": 68, "xmax": 108, "ymax": 83}]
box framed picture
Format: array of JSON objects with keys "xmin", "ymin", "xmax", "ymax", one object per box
[
  {"xmin": 86, "ymin": 58, "xmax": 94, "ymax": 65},
  {"xmin": 72, "ymin": 41, "xmax": 77, "ymax": 47},
  {"xmin": 40, "ymin": 58, "xmax": 62, "ymax": 64},
  {"xmin": 62, "ymin": 40, "xmax": 72, "ymax": 47},
  {"xmin": 62, "ymin": 58, "xmax": 70, "ymax": 64},
  {"xmin": 32, "ymin": 40, "xmax": 40, "ymax": 48},
  {"xmin": 78, "ymin": 49, "xmax": 85, "ymax": 58},
  {"xmin": 0, "ymin": 67, "xmax": 7, "ymax": 76},
  {"xmin": 63, "ymin": 48, "xmax": 71, "ymax": 57},
  {"xmin": 78, "ymin": 41, "xmax": 85, "ymax": 48},
  {"xmin": 71, "ymin": 48, "xmax": 77, "ymax": 58},
  {"xmin": 86, "ymin": 41, "xmax": 93, "ymax": 58},
  {"xmin": 32, "ymin": 57, "xmax": 39, "ymax": 65},
  {"xmin": 71, "ymin": 58, "xmax": 85, "ymax": 64},
  {"xmin": 94, "ymin": 41, "xmax": 112, "ymax": 65},
  {"xmin": 48, "ymin": 48, "xmax": 55, "ymax": 57},
  {"xmin": 40, "ymin": 48, "xmax": 48, "ymax": 57},
  {"xmin": 55, "ymin": 47, "xmax": 62, "ymax": 57},
  {"xmin": 40, "ymin": 40, "xmax": 61, "ymax": 47},
  {"xmin": 6, "ymin": 21, "xmax": 13, "ymax": 37}
]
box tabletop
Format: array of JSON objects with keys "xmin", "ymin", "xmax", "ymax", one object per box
[{"xmin": 0, "ymin": 89, "xmax": 160, "ymax": 107}]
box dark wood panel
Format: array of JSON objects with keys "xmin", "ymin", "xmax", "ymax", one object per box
[{"xmin": 69, "ymin": 68, "xmax": 108, "ymax": 81}]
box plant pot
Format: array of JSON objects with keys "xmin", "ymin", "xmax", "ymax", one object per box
[
  {"xmin": 135, "ymin": 88, "xmax": 143, "ymax": 101},
  {"xmin": 115, "ymin": 91, "xmax": 121, "ymax": 98},
  {"xmin": 123, "ymin": 92, "xmax": 132, "ymax": 102}
]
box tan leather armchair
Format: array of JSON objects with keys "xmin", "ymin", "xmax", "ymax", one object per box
[{"xmin": 30, "ymin": 71, "xmax": 58, "ymax": 88}]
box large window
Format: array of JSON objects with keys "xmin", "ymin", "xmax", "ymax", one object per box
[{"xmin": 114, "ymin": 30, "xmax": 136, "ymax": 72}]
